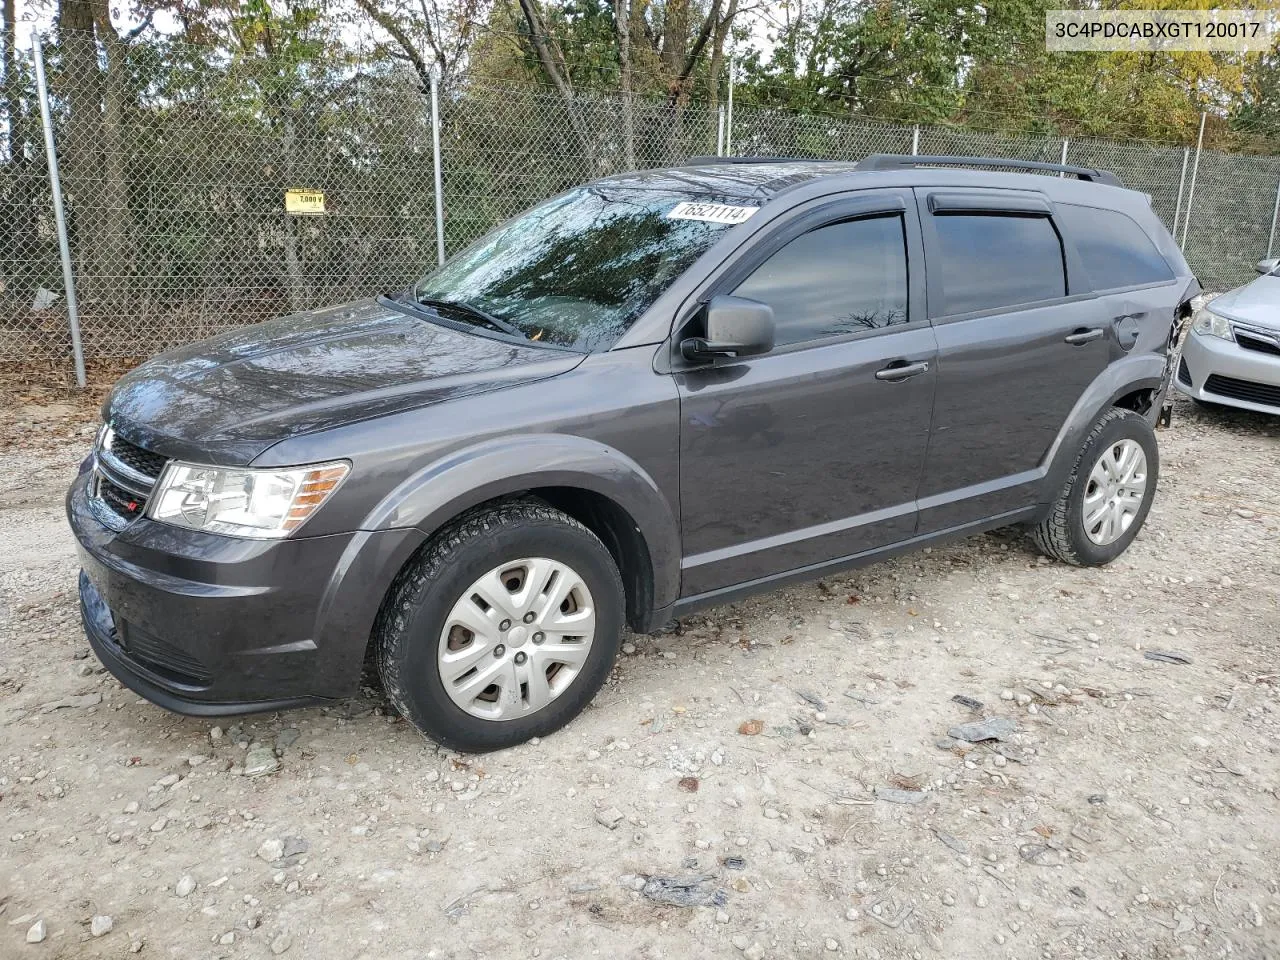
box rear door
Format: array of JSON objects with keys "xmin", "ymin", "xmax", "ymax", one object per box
[
  {"xmin": 915, "ymin": 188, "xmax": 1109, "ymax": 533},
  {"xmin": 675, "ymin": 190, "xmax": 937, "ymax": 597}
]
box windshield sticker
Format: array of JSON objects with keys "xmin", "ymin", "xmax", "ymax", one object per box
[{"xmin": 666, "ymin": 201, "xmax": 759, "ymax": 225}]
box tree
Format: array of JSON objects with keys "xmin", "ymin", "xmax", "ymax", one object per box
[
  {"xmin": 56, "ymin": 0, "xmax": 138, "ymax": 303},
  {"xmin": 351, "ymin": 0, "xmax": 491, "ymax": 85},
  {"xmin": 731, "ymin": 0, "xmax": 1272, "ymax": 145},
  {"xmin": 738, "ymin": 0, "xmax": 995, "ymax": 121},
  {"xmin": 614, "ymin": 0, "xmax": 635, "ymax": 166}
]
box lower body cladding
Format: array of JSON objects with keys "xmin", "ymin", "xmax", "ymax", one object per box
[
  {"xmin": 1176, "ymin": 328, "xmax": 1280, "ymax": 414},
  {"xmin": 67, "ymin": 467, "xmax": 423, "ymax": 716}
]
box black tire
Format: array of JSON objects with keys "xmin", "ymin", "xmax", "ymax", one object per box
[
  {"xmin": 374, "ymin": 499, "xmax": 625, "ymax": 752},
  {"xmin": 1032, "ymin": 408, "xmax": 1159, "ymax": 566}
]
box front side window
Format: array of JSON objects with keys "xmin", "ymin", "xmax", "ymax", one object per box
[
  {"xmin": 732, "ymin": 215, "xmax": 909, "ymax": 347},
  {"xmin": 933, "ymin": 213, "xmax": 1066, "ymax": 316},
  {"xmin": 415, "ymin": 187, "xmax": 744, "ymax": 351}
]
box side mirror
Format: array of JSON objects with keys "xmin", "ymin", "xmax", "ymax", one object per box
[
  {"xmin": 680, "ymin": 295, "xmax": 775, "ymax": 362},
  {"xmin": 1256, "ymin": 258, "xmax": 1278, "ymax": 275}
]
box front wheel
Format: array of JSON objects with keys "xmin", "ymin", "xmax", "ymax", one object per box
[
  {"xmin": 374, "ymin": 500, "xmax": 624, "ymax": 752},
  {"xmin": 1032, "ymin": 408, "xmax": 1159, "ymax": 566}
]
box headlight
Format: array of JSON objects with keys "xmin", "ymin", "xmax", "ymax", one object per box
[
  {"xmin": 148, "ymin": 461, "xmax": 349, "ymax": 539},
  {"xmin": 1191, "ymin": 306, "xmax": 1234, "ymax": 341}
]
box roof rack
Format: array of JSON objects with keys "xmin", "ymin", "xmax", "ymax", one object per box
[
  {"xmin": 686, "ymin": 155, "xmax": 839, "ymax": 165},
  {"xmin": 855, "ymin": 154, "xmax": 1124, "ymax": 187}
]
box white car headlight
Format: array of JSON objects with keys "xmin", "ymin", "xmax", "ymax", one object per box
[
  {"xmin": 1191, "ymin": 306, "xmax": 1234, "ymax": 341},
  {"xmin": 148, "ymin": 461, "xmax": 349, "ymax": 539}
]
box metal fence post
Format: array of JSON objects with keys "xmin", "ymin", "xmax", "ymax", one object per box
[
  {"xmin": 1267, "ymin": 179, "xmax": 1280, "ymax": 259},
  {"xmin": 1179, "ymin": 113, "xmax": 1206, "ymax": 251},
  {"xmin": 911, "ymin": 127, "xmax": 919, "ymax": 155},
  {"xmin": 32, "ymin": 32, "xmax": 86, "ymax": 388},
  {"xmin": 429, "ymin": 68, "xmax": 446, "ymax": 267},
  {"xmin": 1171, "ymin": 147, "xmax": 1190, "ymax": 240},
  {"xmin": 1058, "ymin": 138, "xmax": 1069, "ymax": 176},
  {"xmin": 725, "ymin": 56, "xmax": 735, "ymax": 156},
  {"xmin": 717, "ymin": 105, "xmax": 725, "ymax": 157}
]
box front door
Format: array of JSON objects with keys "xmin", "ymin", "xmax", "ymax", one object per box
[{"xmin": 675, "ymin": 190, "xmax": 938, "ymax": 598}]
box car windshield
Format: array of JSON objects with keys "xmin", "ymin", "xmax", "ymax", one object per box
[{"xmin": 413, "ymin": 187, "xmax": 750, "ymax": 351}]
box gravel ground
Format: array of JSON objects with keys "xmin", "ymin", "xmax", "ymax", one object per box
[{"xmin": 1, "ymin": 395, "xmax": 1277, "ymax": 960}]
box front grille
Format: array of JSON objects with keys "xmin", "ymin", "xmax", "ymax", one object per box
[
  {"xmin": 1177, "ymin": 356, "xmax": 1192, "ymax": 386},
  {"xmin": 1203, "ymin": 374, "xmax": 1280, "ymax": 409},
  {"xmin": 90, "ymin": 428, "xmax": 167, "ymax": 526},
  {"xmin": 96, "ymin": 474, "xmax": 148, "ymax": 521},
  {"xmin": 117, "ymin": 620, "xmax": 212, "ymax": 687},
  {"xmin": 106, "ymin": 435, "xmax": 168, "ymax": 480},
  {"xmin": 1235, "ymin": 329, "xmax": 1280, "ymax": 358}
]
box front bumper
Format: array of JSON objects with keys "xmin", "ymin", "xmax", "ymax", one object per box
[
  {"xmin": 1175, "ymin": 328, "xmax": 1280, "ymax": 414},
  {"xmin": 68, "ymin": 464, "xmax": 423, "ymax": 715}
]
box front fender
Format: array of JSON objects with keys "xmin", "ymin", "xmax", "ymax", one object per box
[
  {"xmin": 362, "ymin": 434, "xmax": 682, "ymax": 612},
  {"xmin": 1039, "ymin": 353, "xmax": 1166, "ymax": 507}
]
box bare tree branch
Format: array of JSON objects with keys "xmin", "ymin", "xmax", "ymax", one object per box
[
  {"xmin": 669, "ymin": 0, "xmax": 719, "ymax": 104},
  {"xmin": 513, "ymin": 0, "xmax": 594, "ymax": 157},
  {"xmin": 354, "ymin": 0, "xmax": 434, "ymax": 89}
]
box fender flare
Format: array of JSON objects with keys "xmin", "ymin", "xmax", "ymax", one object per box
[
  {"xmin": 363, "ymin": 434, "xmax": 682, "ymax": 612},
  {"xmin": 1039, "ymin": 354, "xmax": 1166, "ymax": 506}
]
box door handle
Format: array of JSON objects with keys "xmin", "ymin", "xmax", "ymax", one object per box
[
  {"xmin": 875, "ymin": 360, "xmax": 930, "ymax": 381},
  {"xmin": 1064, "ymin": 327, "xmax": 1105, "ymax": 345}
]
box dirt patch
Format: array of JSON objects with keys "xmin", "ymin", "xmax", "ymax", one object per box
[
  {"xmin": 1, "ymin": 395, "xmax": 1277, "ymax": 958},
  {"xmin": 0, "ymin": 362, "xmax": 137, "ymax": 453}
]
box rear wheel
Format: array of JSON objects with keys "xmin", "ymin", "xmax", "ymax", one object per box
[
  {"xmin": 374, "ymin": 499, "xmax": 624, "ymax": 752},
  {"xmin": 1032, "ymin": 408, "xmax": 1159, "ymax": 566}
]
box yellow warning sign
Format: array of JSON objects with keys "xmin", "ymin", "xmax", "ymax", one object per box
[{"xmin": 285, "ymin": 189, "xmax": 325, "ymax": 216}]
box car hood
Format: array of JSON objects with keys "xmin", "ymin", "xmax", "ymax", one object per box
[
  {"xmin": 105, "ymin": 299, "xmax": 585, "ymax": 464},
  {"xmin": 1208, "ymin": 274, "xmax": 1280, "ymax": 331}
]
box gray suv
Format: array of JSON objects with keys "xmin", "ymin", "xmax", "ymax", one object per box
[{"xmin": 67, "ymin": 155, "xmax": 1200, "ymax": 751}]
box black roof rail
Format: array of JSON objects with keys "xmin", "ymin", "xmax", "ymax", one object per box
[
  {"xmin": 856, "ymin": 153, "xmax": 1124, "ymax": 187},
  {"xmin": 685, "ymin": 155, "xmax": 841, "ymax": 165}
]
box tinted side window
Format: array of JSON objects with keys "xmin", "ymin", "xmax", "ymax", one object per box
[
  {"xmin": 1057, "ymin": 204, "xmax": 1174, "ymax": 290},
  {"xmin": 933, "ymin": 214, "xmax": 1065, "ymax": 316},
  {"xmin": 733, "ymin": 215, "xmax": 908, "ymax": 347}
]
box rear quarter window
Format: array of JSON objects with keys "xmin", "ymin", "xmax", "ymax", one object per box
[{"xmin": 1057, "ymin": 204, "xmax": 1174, "ymax": 291}]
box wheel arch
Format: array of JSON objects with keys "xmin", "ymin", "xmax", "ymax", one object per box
[
  {"xmin": 1038, "ymin": 355, "xmax": 1166, "ymax": 512},
  {"xmin": 362, "ymin": 434, "xmax": 681, "ymax": 629},
  {"xmin": 529, "ymin": 486, "xmax": 656, "ymax": 632}
]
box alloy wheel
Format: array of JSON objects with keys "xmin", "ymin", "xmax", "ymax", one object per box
[{"xmin": 1082, "ymin": 439, "xmax": 1148, "ymax": 546}]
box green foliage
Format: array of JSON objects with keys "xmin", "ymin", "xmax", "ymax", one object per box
[{"xmin": 732, "ymin": 0, "xmax": 1278, "ymax": 146}]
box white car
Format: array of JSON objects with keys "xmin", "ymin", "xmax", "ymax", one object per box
[{"xmin": 1177, "ymin": 258, "xmax": 1280, "ymax": 414}]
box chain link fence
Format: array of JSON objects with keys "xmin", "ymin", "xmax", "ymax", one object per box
[
  {"xmin": 438, "ymin": 84, "xmax": 721, "ymax": 252},
  {"xmin": 0, "ymin": 40, "xmax": 62, "ymax": 367},
  {"xmin": 2, "ymin": 32, "xmax": 1279, "ymax": 380}
]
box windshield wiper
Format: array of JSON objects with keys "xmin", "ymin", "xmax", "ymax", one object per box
[{"xmin": 413, "ymin": 294, "xmax": 527, "ymax": 340}]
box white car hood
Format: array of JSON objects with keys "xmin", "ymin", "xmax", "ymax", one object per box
[{"xmin": 1209, "ymin": 274, "xmax": 1280, "ymax": 331}]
